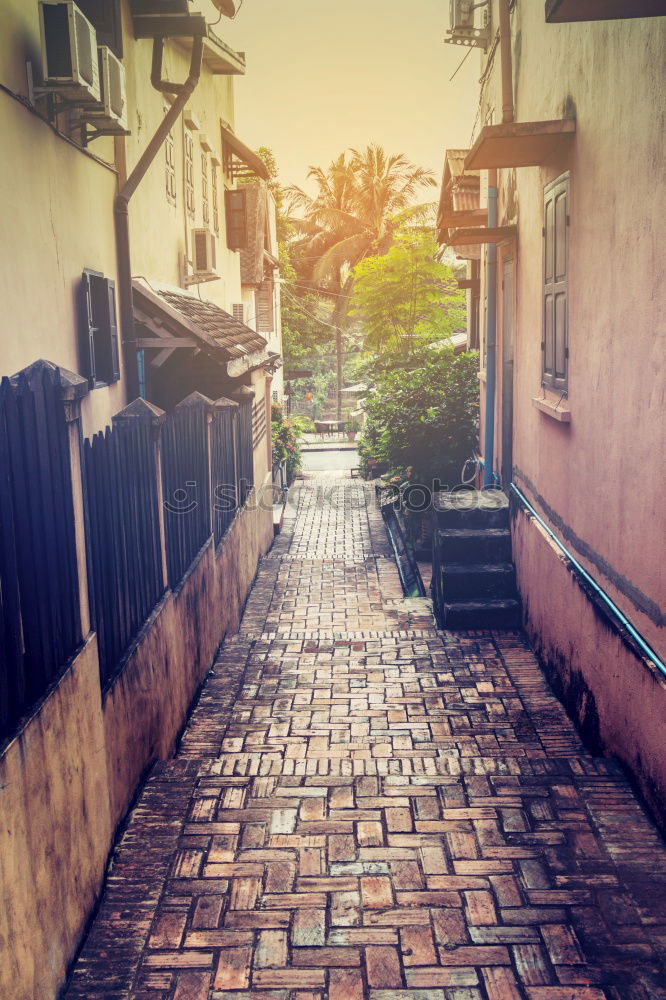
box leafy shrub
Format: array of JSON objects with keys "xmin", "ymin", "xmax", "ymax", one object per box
[
  {"xmin": 358, "ymin": 347, "xmax": 478, "ymax": 487},
  {"xmin": 271, "ymin": 404, "xmax": 305, "ymax": 483}
]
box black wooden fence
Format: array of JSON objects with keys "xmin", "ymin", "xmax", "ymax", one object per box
[
  {"xmin": 236, "ymin": 399, "xmax": 254, "ymax": 505},
  {"xmin": 211, "ymin": 402, "xmax": 237, "ymax": 544},
  {"xmin": 1, "ymin": 374, "xmax": 260, "ymax": 739},
  {"xmin": 0, "ymin": 369, "xmax": 81, "ymax": 742},
  {"xmin": 83, "ymin": 419, "xmax": 164, "ymax": 687},
  {"xmin": 161, "ymin": 402, "xmax": 211, "ymax": 588}
]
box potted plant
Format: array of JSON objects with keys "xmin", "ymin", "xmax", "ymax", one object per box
[{"xmin": 346, "ymin": 417, "xmax": 361, "ymax": 441}]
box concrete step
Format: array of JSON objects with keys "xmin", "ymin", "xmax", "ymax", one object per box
[
  {"xmin": 442, "ymin": 598, "xmax": 522, "ymax": 630},
  {"xmin": 435, "ymin": 527, "xmax": 512, "ymax": 564},
  {"xmin": 433, "ymin": 490, "xmax": 510, "ymax": 529},
  {"xmin": 439, "ymin": 562, "xmax": 517, "ymax": 601}
]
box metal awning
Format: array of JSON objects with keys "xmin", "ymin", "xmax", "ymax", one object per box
[
  {"xmin": 446, "ymin": 226, "xmax": 517, "ymax": 247},
  {"xmin": 221, "ymin": 125, "xmax": 270, "ymax": 181},
  {"xmin": 465, "ymin": 120, "xmax": 576, "ymax": 171},
  {"xmin": 546, "ymin": 0, "xmax": 666, "ymax": 19}
]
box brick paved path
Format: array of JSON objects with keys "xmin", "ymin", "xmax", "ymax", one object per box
[{"xmin": 66, "ymin": 476, "xmax": 666, "ymax": 1000}]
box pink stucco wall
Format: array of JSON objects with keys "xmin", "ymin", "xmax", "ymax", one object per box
[{"xmin": 474, "ymin": 4, "xmax": 665, "ymax": 815}]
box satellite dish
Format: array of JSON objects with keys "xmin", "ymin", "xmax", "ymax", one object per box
[{"xmin": 211, "ymin": 0, "xmax": 236, "ymax": 17}]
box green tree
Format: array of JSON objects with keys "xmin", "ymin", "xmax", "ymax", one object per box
[
  {"xmin": 350, "ymin": 231, "xmax": 465, "ymax": 354},
  {"xmin": 358, "ymin": 347, "xmax": 479, "ymax": 486}
]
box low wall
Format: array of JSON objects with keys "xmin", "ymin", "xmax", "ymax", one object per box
[
  {"xmin": 0, "ymin": 498, "xmax": 273, "ymax": 1000},
  {"xmin": 513, "ymin": 504, "xmax": 666, "ymax": 831}
]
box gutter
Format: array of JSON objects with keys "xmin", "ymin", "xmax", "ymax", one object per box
[
  {"xmin": 482, "ymin": 0, "xmax": 513, "ymax": 487},
  {"xmin": 115, "ymin": 35, "xmax": 204, "ymax": 400},
  {"xmin": 511, "ymin": 483, "xmax": 666, "ymax": 680}
]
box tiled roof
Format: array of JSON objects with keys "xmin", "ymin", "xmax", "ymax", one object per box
[
  {"xmin": 159, "ymin": 288, "xmax": 267, "ymax": 357},
  {"xmin": 132, "ymin": 280, "xmax": 267, "ymax": 362}
]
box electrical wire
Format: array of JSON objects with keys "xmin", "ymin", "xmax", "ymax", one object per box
[{"xmin": 449, "ymin": 45, "xmax": 473, "ymax": 82}]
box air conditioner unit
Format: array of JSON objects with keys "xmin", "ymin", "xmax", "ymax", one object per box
[
  {"xmin": 80, "ymin": 46, "xmax": 128, "ymax": 131},
  {"xmin": 38, "ymin": 1, "xmax": 101, "ymax": 104},
  {"xmin": 190, "ymin": 228, "xmax": 218, "ymax": 281},
  {"xmin": 446, "ymin": 0, "xmax": 490, "ymax": 49}
]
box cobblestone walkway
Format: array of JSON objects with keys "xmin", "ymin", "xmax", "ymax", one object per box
[{"xmin": 66, "ymin": 477, "xmax": 666, "ymax": 1000}]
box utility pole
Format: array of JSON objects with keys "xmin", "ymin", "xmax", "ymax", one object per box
[{"xmin": 336, "ymin": 325, "xmax": 343, "ymax": 422}]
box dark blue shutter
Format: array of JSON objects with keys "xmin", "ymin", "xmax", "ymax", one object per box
[
  {"xmin": 107, "ymin": 279, "xmax": 120, "ymax": 382},
  {"xmin": 80, "ymin": 270, "xmax": 97, "ymax": 388}
]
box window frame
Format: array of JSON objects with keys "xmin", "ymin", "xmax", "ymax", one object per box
[
  {"xmin": 542, "ymin": 171, "xmax": 570, "ymax": 393},
  {"xmin": 165, "ymin": 110, "xmax": 177, "ymax": 206},
  {"xmin": 201, "ymin": 150, "xmax": 209, "ymax": 226}
]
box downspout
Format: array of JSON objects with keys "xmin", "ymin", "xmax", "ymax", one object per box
[
  {"xmin": 482, "ymin": 0, "xmax": 513, "ymax": 488},
  {"xmin": 115, "ymin": 35, "xmax": 204, "ymax": 400}
]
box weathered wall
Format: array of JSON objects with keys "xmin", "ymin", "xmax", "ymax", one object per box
[
  {"xmin": 470, "ymin": 4, "xmax": 665, "ymax": 813},
  {"xmin": 0, "ymin": 501, "xmax": 273, "ymax": 1000},
  {"xmin": 0, "ymin": 637, "xmax": 113, "ymax": 1000},
  {"xmin": 513, "ymin": 504, "xmax": 666, "ymax": 832},
  {"xmin": 104, "ymin": 497, "xmax": 273, "ymax": 823}
]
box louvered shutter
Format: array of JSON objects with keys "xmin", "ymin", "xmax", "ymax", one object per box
[
  {"xmin": 225, "ymin": 189, "xmax": 248, "ymax": 250},
  {"xmin": 543, "ymin": 174, "xmax": 569, "ymax": 391},
  {"xmin": 256, "ymin": 281, "xmax": 274, "ymax": 333},
  {"xmin": 80, "ymin": 270, "xmax": 97, "ymax": 388},
  {"xmin": 107, "ymin": 279, "xmax": 120, "ymax": 382}
]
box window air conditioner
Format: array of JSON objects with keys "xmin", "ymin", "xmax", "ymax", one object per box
[
  {"xmin": 38, "ymin": 0, "xmax": 101, "ymax": 104},
  {"xmin": 81, "ymin": 46, "xmax": 128, "ymax": 130},
  {"xmin": 191, "ymin": 228, "xmax": 218, "ymax": 280}
]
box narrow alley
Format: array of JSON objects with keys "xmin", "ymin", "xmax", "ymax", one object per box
[{"xmin": 65, "ymin": 473, "xmax": 666, "ymax": 1000}]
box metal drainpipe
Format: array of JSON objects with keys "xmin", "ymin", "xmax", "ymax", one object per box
[
  {"xmin": 482, "ymin": 0, "xmax": 514, "ymax": 488},
  {"xmin": 483, "ymin": 170, "xmax": 498, "ymax": 488},
  {"xmin": 115, "ymin": 35, "xmax": 204, "ymax": 400}
]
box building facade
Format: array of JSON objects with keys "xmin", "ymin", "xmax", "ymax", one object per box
[
  {"xmin": 438, "ymin": 1, "xmax": 666, "ymax": 823},
  {"xmin": 0, "ymin": 3, "xmax": 283, "ymax": 997}
]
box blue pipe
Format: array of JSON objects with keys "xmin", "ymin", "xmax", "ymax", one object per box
[
  {"xmin": 511, "ymin": 482, "xmax": 666, "ymax": 679},
  {"xmin": 137, "ymin": 348, "xmax": 146, "ymax": 399},
  {"xmin": 483, "ymin": 184, "xmax": 498, "ymax": 488}
]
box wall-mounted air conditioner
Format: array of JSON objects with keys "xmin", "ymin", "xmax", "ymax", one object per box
[
  {"xmin": 80, "ymin": 46, "xmax": 128, "ymax": 131},
  {"xmin": 445, "ymin": 0, "xmax": 490, "ymax": 49},
  {"xmin": 38, "ymin": 0, "xmax": 101, "ymax": 103},
  {"xmin": 187, "ymin": 228, "xmax": 218, "ymax": 284}
]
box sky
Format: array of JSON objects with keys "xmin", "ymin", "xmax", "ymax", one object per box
[{"xmin": 216, "ymin": 0, "xmax": 481, "ymax": 194}]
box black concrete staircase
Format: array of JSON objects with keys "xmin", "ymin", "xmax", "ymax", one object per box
[{"xmin": 431, "ymin": 490, "xmax": 521, "ymax": 629}]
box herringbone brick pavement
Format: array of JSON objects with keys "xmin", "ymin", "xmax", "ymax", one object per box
[{"xmin": 65, "ymin": 477, "xmax": 666, "ymax": 1000}]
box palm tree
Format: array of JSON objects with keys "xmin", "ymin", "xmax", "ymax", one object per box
[{"xmin": 287, "ymin": 145, "xmax": 436, "ymax": 416}]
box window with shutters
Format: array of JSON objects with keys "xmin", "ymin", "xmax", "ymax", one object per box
[
  {"xmin": 256, "ymin": 280, "xmax": 275, "ymax": 334},
  {"xmin": 80, "ymin": 269, "xmax": 120, "ymax": 387},
  {"xmin": 225, "ymin": 188, "xmax": 248, "ymax": 250},
  {"xmin": 184, "ymin": 127, "xmax": 195, "ymax": 220},
  {"xmin": 232, "ymin": 303, "xmax": 244, "ymax": 323},
  {"xmin": 542, "ymin": 172, "xmax": 569, "ymax": 392},
  {"xmin": 201, "ymin": 151, "xmax": 209, "ymax": 225},
  {"xmin": 165, "ymin": 113, "xmax": 176, "ymax": 206},
  {"xmin": 212, "ymin": 165, "xmax": 219, "ymax": 233}
]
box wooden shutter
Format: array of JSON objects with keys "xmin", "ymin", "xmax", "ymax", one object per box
[
  {"xmin": 80, "ymin": 269, "xmax": 98, "ymax": 388},
  {"xmin": 225, "ymin": 188, "xmax": 247, "ymax": 250},
  {"xmin": 256, "ymin": 281, "xmax": 274, "ymax": 333},
  {"xmin": 80, "ymin": 270, "xmax": 120, "ymax": 386},
  {"xmin": 543, "ymin": 173, "xmax": 569, "ymax": 391},
  {"xmin": 106, "ymin": 279, "xmax": 120, "ymax": 382}
]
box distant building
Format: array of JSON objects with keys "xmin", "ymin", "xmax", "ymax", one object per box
[{"xmin": 438, "ymin": 2, "xmax": 666, "ymax": 822}]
